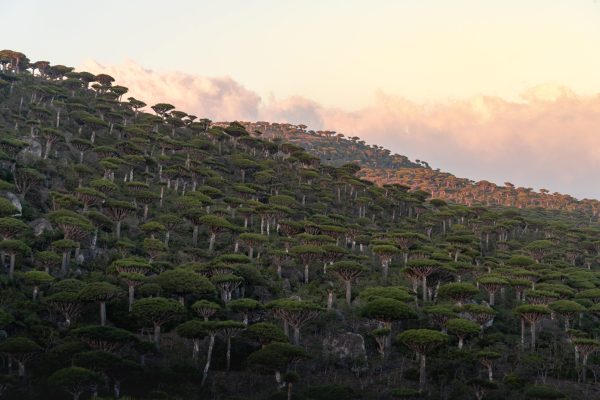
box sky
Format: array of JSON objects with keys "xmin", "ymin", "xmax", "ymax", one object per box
[{"xmin": 5, "ymin": 1, "xmax": 600, "ymax": 199}]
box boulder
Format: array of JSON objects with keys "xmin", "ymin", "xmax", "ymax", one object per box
[
  {"xmin": 323, "ymin": 332, "xmax": 368, "ymax": 372},
  {"xmin": 20, "ymin": 138, "xmax": 43, "ymax": 159},
  {"xmin": 30, "ymin": 218, "xmax": 53, "ymax": 236},
  {"xmin": 4, "ymin": 192, "xmax": 22, "ymax": 216}
]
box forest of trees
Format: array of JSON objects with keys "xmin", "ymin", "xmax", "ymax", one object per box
[
  {"xmin": 359, "ymin": 168, "xmax": 600, "ymax": 218},
  {"xmin": 219, "ymin": 121, "xmax": 600, "ymax": 217},
  {"xmin": 0, "ymin": 49, "xmax": 599, "ymax": 400},
  {"xmin": 211, "ymin": 121, "xmax": 423, "ymax": 170}
]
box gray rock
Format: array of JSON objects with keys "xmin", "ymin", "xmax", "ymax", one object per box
[
  {"xmin": 323, "ymin": 332, "xmax": 368, "ymax": 372},
  {"xmin": 4, "ymin": 192, "xmax": 22, "ymax": 216},
  {"xmin": 30, "ymin": 218, "xmax": 53, "ymax": 236},
  {"xmin": 20, "ymin": 138, "xmax": 43, "ymax": 158}
]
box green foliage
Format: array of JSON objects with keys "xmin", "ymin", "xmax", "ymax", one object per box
[
  {"xmin": 360, "ymin": 286, "xmax": 413, "ymax": 302},
  {"xmin": 446, "ymin": 318, "xmax": 480, "ymax": 337},
  {"xmin": 247, "ymin": 342, "xmax": 309, "ymax": 372},
  {"xmin": 0, "ymin": 336, "xmax": 41, "ymax": 355},
  {"xmin": 245, "ymin": 323, "xmax": 288, "ymax": 345},
  {"xmin": 361, "ymin": 298, "xmax": 417, "ymax": 322},
  {"xmin": 156, "ymin": 268, "xmax": 216, "ymax": 299},
  {"xmin": 303, "ymin": 385, "xmax": 354, "ymax": 400},
  {"xmin": 132, "ymin": 297, "xmax": 185, "ymax": 325},
  {"xmin": 523, "ymin": 385, "xmax": 565, "ymax": 399},
  {"xmin": 48, "ymin": 366, "xmax": 101, "ymax": 396},
  {"xmin": 438, "ymin": 282, "xmax": 479, "ymax": 302},
  {"xmin": 78, "ymin": 282, "xmax": 121, "ymax": 302},
  {"xmin": 397, "ymin": 329, "xmax": 448, "ymax": 353}
]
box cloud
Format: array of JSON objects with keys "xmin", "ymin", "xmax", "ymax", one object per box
[
  {"xmin": 78, "ymin": 61, "xmax": 600, "ymax": 200},
  {"xmin": 316, "ymin": 87, "xmax": 600, "ymax": 200},
  {"xmin": 80, "ymin": 60, "xmax": 261, "ymax": 121}
]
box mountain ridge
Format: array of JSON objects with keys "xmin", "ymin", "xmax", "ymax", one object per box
[{"xmin": 213, "ymin": 120, "xmax": 600, "ymax": 216}]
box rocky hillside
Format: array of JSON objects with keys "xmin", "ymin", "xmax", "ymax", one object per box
[
  {"xmin": 212, "ymin": 121, "xmax": 424, "ymax": 169},
  {"xmin": 217, "ymin": 122, "xmax": 600, "ymax": 218}
]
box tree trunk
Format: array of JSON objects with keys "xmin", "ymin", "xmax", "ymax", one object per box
[
  {"xmin": 18, "ymin": 361, "xmax": 25, "ymax": 377},
  {"xmin": 275, "ymin": 370, "xmax": 282, "ymax": 389},
  {"xmin": 345, "ymin": 281, "xmax": 352, "ymax": 305},
  {"xmin": 115, "ymin": 221, "xmax": 122, "ymax": 239},
  {"xmin": 192, "ymin": 225, "xmax": 198, "ymax": 246},
  {"xmin": 458, "ymin": 336, "xmax": 464, "ymax": 350},
  {"xmin": 382, "ymin": 262, "xmax": 389, "ymax": 281},
  {"xmin": 201, "ymin": 334, "xmax": 215, "ymax": 386},
  {"xmin": 521, "ymin": 318, "xmax": 525, "ymax": 348},
  {"xmin": 489, "ymin": 292, "xmax": 495, "ymax": 306},
  {"xmin": 154, "ymin": 323, "xmax": 161, "ymax": 349},
  {"xmin": 44, "ymin": 140, "xmax": 51, "ymax": 159},
  {"xmin": 193, "ymin": 338, "xmax": 200, "ymax": 361},
  {"xmin": 128, "ymin": 285, "xmax": 135, "ymax": 312},
  {"xmin": 530, "ymin": 322, "xmax": 536, "ymax": 350},
  {"xmin": 209, "ymin": 233, "xmax": 216, "ymax": 252},
  {"xmin": 293, "ymin": 326, "xmax": 300, "ymax": 345},
  {"xmin": 100, "ymin": 302, "xmax": 106, "ymax": 326},
  {"xmin": 419, "ymin": 353, "xmax": 427, "ymax": 392},
  {"xmin": 487, "ymin": 365, "xmax": 493, "ymax": 382},
  {"xmin": 422, "ymin": 276, "xmax": 428, "ymax": 303},
  {"xmin": 32, "ymin": 285, "xmax": 39, "ymax": 301},
  {"xmin": 91, "ymin": 229, "xmax": 98, "ymax": 250},
  {"xmin": 8, "ymin": 254, "xmax": 15, "ymax": 280},
  {"xmin": 114, "ymin": 382, "xmax": 121, "ymax": 399},
  {"xmin": 304, "ymin": 264, "xmax": 309, "ymax": 284},
  {"xmin": 226, "ymin": 337, "xmax": 232, "ymax": 371}
]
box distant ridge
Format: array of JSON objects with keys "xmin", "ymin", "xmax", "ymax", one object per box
[{"xmin": 214, "ymin": 121, "xmax": 600, "ymax": 217}]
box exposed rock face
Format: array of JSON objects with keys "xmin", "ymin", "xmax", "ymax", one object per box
[
  {"xmin": 18, "ymin": 138, "xmax": 43, "ymax": 159},
  {"xmin": 323, "ymin": 332, "xmax": 367, "ymax": 372},
  {"xmin": 30, "ymin": 218, "xmax": 53, "ymax": 236},
  {"xmin": 4, "ymin": 192, "xmax": 22, "ymax": 216}
]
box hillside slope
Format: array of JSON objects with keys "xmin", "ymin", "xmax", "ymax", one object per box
[
  {"xmin": 0, "ymin": 49, "xmax": 599, "ymax": 400},
  {"xmin": 212, "ymin": 120, "xmax": 424, "ymax": 169},
  {"xmin": 223, "ymin": 121, "xmax": 600, "ymax": 217}
]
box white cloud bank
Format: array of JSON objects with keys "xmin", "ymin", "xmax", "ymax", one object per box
[{"xmin": 80, "ymin": 60, "xmax": 600, "ymax": 200}]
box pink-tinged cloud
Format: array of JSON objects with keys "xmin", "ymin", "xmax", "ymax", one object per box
[
  {"xmin": 78, "ymin": 60, "xmax": 600, "ymax": 200},
  {"xmin": 315, "ymin": 88, "xmax": 600, "ymax": 200},
  {"xmin": 81, "ymin": 60, "xmax": 261, "ymax": 121}
]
